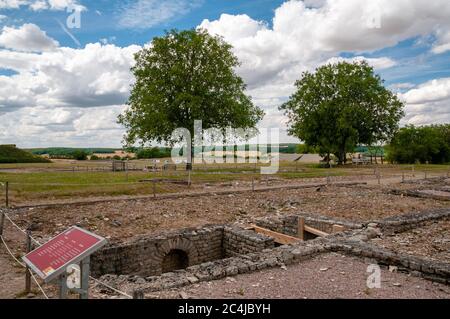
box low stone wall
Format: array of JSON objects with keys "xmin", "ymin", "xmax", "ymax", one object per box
[
  {"xmin": 326, "ymin": 239, "xmax": 450, "ymax": 285},
  {"xmin": 254, "ymin": 213, "xmax": 361, "ymax": 237},
  {"xmin": 91, "ymin": 225, "xmax": 224, "ymax": 277},
  {"xmin": 98, "ymin": 239, "xmax": 328, "ymax": 293},
  {"xmin": 223, "ymin": 226, "xmax": 274, "ymax": 257},
  {"xmin": 91, "ymin": 224, "xmax": 276, "ymax": 277},
  {"xmin": 376, "ymin": 208, "xmax": 450, "ymax": 234}
]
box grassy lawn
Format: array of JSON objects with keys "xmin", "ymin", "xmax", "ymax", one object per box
[{"xmin": 0, "ymin": 161, "xmax": 448, "ymax": 205}]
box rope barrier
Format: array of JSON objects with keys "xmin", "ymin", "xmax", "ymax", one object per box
[
  {"xmin": 89, "ymin": 277, "xmax": 132, "ymax": 299},
  {"xmin": 0, "ymin": 235, "xmax": 25, "ymax": 267}
]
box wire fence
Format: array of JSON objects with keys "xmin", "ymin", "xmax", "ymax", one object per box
[
  {"xmin": 1, "ymin": 165, "xmax": 450, "ymax": 208},
  {"xmin": 0, "ymin": 210, "xmax": 133, "ymax": 299}
]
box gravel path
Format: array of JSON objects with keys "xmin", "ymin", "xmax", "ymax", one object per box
[{"xmin": 150, "ymin": 253, "xmax": 450, "ymax": 299}]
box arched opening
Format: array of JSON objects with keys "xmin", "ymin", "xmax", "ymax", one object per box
[{"xmin": 162, "ymin": 249, "xmax": 189, "ymax": 273}]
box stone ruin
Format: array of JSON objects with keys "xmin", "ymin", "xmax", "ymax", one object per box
[{"xmin": 91, "ymin": 208, "xmax": 450, "ymax": 295}]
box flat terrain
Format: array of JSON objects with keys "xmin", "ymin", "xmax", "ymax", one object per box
[
  {"xmin": 1, "ymin": 163, "xmax": 449, "ymax": 299},
  {"xmin": 142, "ymin": 253, "xmax": 450, "ymax": 299},
  {"xmin": 7, "ymin": 183, "xmax": 449, "ymax": 244}
]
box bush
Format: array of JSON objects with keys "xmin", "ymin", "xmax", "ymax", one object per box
[
  {"xmin": 90, "ymin": 155, "xmax": 100, "ymax": 161},
  {"xmin": 137, "ymin": 147, "xmax": 171, "ymax": 159},
  {"xmin": 71, "ymin": 150, "xmax": 88, "ymax": 161},
  {"xmin": 387, "ymin": 124, "xmax": 450, "ymax": 164},
  {"xmin": 0, "ymin": 145, "xmax": 51, "ymax": 163}
]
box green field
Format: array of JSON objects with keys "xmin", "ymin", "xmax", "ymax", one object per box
[{"xmin": 0, "ymin": 161, "xmax": 448, "ymax": 206}]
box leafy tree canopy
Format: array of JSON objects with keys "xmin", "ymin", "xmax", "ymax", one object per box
[
  {"xmin": 280, "ymin": 61, "xmax": 404, "ymax": 164},
  {"xmin": 118, "ymin": 29, "xmax": 264, "ymax": 148},
  {"xmin": 387, "ymin": 124, "xmax": 450, "ymax": 164}
]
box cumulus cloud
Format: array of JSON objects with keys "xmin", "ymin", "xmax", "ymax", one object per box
[
  {"xmin": 0, "ymin": 23, "xmax": 59, "ymax": 52},
  {"xmin": 0, "ymin": 0, "xmax": 84, "ymax": 11},
  {"xmin": 199, "ymin": 0, "xmax": 450, "ymax": 141},
  {"xmin": 3, "ymin": 0, "xmax": 450, "ymax": 147},
  {"xmin": 400, "ymin": 78, "xmax": 450, "ymax": 126},
  {"xmin": 117, "ymin": 0, "xmax": 204, "ymax": 29}
]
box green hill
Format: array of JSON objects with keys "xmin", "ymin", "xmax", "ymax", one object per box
[{"xmin": 0, "ymin": 145, "xmax": 51, "ymax": 163}]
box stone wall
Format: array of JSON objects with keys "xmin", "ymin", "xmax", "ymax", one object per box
[
  {"xmin": 223, "ymin": 226, "xmax": 274, "ymax": 257},
  {"xmin": 254, "ymin": 213, "xmax": 361, "ymax": 237},
  {"xmin": 91, "ymin": 224, "xmax": 276, "ymax": 277},
  {"xmin": 91, "ymin": 225, "xmax": 224, "ymax": 277}
]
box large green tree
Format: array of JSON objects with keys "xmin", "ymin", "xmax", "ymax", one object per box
[
  {"xmin": 118, "ymin": 29, "xmax": 264, "ymax": 167},
  {"xmin": 387, "ymin": 124, "xmax": 450, "ymax": 164},
  {"xmin": 280, "ymin": 61, "xmax": 404, "ymax": 164}
]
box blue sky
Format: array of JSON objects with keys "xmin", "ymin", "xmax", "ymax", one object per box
[{"xmin": 1, "ymin": 0, "xmax": 450, "ymax": 147}]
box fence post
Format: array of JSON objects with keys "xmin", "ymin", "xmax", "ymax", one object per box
[
  {"xmin": 5, "ymin": 181, "xmax": 9, "ymax": 208},
  {"xmin": 252, "ymin": 177, "xmax": 255, "ymax": 192},
  {"xmin": 133, "ymin": 290, "xmax": 144, "ymax": 299},
  {"xmin": 153, "ymin": 180, "xmax": 156, "ymax": 199},
  {"xmin": 424, "ymin": 171, "xmax": 427, "ymax": 180},
  {"xmin": 188, "ymin": 170, "xmax": 191, "ymax": 188},
  {"xmin": 25, "ymin": 229, "xmax": 32, "ymax": 294},
  {"xmin": 402, "ymin": 172, "xmax": 405, "ymax": 183},
  {"xmin": 297, "ymin": 217, "xmax": 305, "ymax": 241},
  {"xmin": 0, "ymin": 210, "xmax": 5, "ymax": 237}
]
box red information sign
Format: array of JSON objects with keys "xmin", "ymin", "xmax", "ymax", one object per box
[{"xmin": 23, "ymin": 226, "xmax": 106, "ymax": 283}]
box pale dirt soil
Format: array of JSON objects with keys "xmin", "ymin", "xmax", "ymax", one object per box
[
  {"xmin": 375, "ymin": 220, "xmax": 450, "ymax": 263},
  {"xmin": 6, "ymin": 183, "xmax": 450, "ymax": 244},
  {"xmin": 1, "ymin": 176, "xmax": 449, "ymax": 299},
  {"xmin": 142, "ymin": 253, "xmax": 450, "ymax": 299}
]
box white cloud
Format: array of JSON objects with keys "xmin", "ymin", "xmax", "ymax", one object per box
[
  {"xmin": 0, "ymin": 24, "xmax": 141, "ymax": 146},
  {"xmin": 199, "ymin": 0, "xmax": 450, "ymax": 139},
  {"xmin": 400, "ymin": 78, "xmax": 450, "ymax": 126},
  {"xmin": 324, "ymin": 56, "xmax": 397, "ymax": 70},
  {"xmin": 0, "ymin": 23, "xmax": 59, "ymax": 52},
  {"xmin": 3, "ymin": 1, "xmax": 450, "ymax": 147},
  {"xmin": 117, "ymin": 0, "xmax": 204, "ymax": 29},
  {"xmin": 0, "ymin": 0, "xmax": 83, "ymax": 11}
]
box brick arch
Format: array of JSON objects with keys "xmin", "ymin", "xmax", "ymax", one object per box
[{"xmin": 152, "ymin": 237, "xmax": 199, "ymax": 274}]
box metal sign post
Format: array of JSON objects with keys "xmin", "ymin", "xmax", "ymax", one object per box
[{"xmin": 22, "ymin": 226, "xmax": 106, "ymax": 299}]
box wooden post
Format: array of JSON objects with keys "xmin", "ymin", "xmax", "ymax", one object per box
[
  {"xmin": 327, "ymin": 171, "xmax": 330, "ymax": 185},
  {"xmin": 252, "ymin": 177, "xmax": 255, "ymax": 192},
  {"xmin": 25, "ymin": 230, "xmax": 32, "ymax": 294},
  {"xmin": 377, "ymin": 172, "xmax": 381, "ymax": 185},
  {"xmin": 133, "ymin": 290, "xmax": 144, "ymax": 299},
  {"xmin": 188, "ymin": 170, "xmax": 192, "ymax": 188},
  {"xmin": 424, "ymin": 171, "xmax": 427, "ymax": 180},
  {"xmin": 412, "ymin": 165, "xmax": 415, "ymax": 177},
  {"xmin": 5, "ymin": 181, "xmax": 9, "ymax": 208},
  {"xmin": 0, "ymin": 211, "xmax": 5, "ymax": 237},
  {"xmin": 297, "ymin": 217, "xmax": 305, "ymax": 241},
  {"xmin": 153, "ymin": 180, "xmax": 156, "ymax": 198},
  {"xmin": 402, "ymin": 173, "xmax": 405, "ymax": 183}
]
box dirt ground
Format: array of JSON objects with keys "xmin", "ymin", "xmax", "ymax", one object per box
[
  {"xmin": 6, "ymin": 183, "xmax": 449, "ymax": 244},
  {"xmin": 376, "ymin": 220, "xmax": 450, "ymax": 263},
  {"xmin": 144, "ymin": 253, "xmax": 450, "ymax": 299},
  {"xmin": 1, "ymin": 176, "xmax": 449, "ymax": 300}
]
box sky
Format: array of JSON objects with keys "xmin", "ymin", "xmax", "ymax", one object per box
[{"xmin": 0, "ymin": 0, "xmax": 450, "ymax": 148}]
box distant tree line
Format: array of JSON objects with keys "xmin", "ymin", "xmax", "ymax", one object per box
[{"xmin": 387, "ymin": 124, "xmax": 450, "ymax": 164}]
